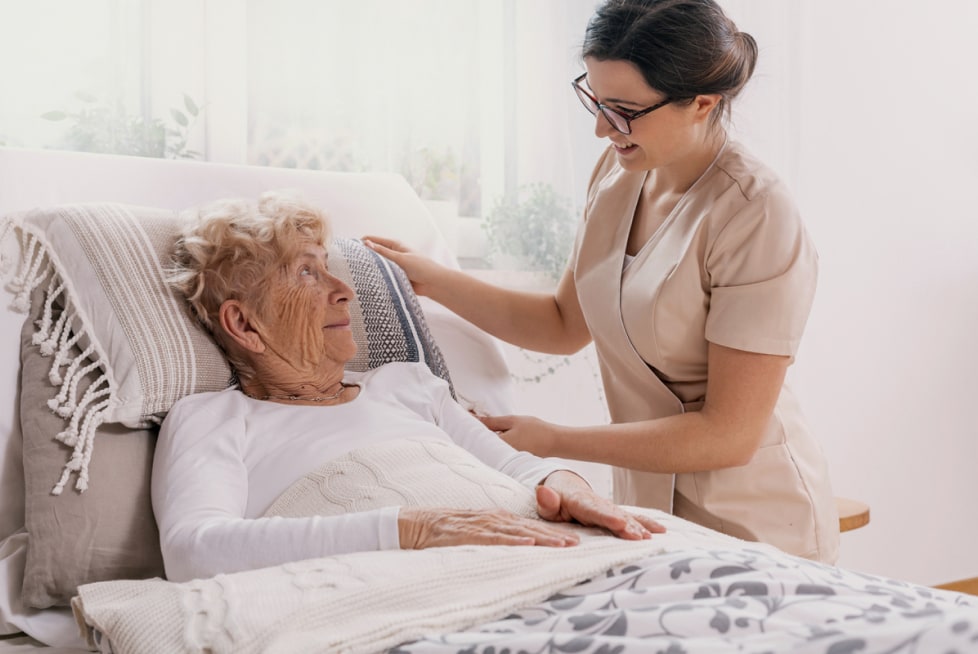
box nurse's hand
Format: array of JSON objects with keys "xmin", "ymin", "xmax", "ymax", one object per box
[
  {"xmin": 362, "ymin": 236, "xmax": 445, "ymax": 297},
  {"xmin": 479, "ymin": 413, "xmax": 559, "ymax": 457},
  {"xmin": 537, "ymin": 470, "xmax": 666, "ymax": 540}
]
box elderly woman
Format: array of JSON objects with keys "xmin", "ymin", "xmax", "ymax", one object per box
[{"xmin": 153, "ymin": 192, "xmax": 663, "ymax": 583}]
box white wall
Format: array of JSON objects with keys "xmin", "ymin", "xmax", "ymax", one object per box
[{"xmin": 727, "ymin": 1, "xmax": 978, "ymax": 586}]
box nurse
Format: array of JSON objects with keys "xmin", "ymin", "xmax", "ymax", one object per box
[{"xmin": 366, "ymin": 0, "xmax": 839, "ymax": 563}]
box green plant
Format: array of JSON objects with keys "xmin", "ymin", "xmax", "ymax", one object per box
[
  {"xmin": 42, "ymin": 91, "xmax": 202, "ymax": 159},
  {"xmin": 483, "ymin": 183, "xmax": 577, "ymax": 281}
]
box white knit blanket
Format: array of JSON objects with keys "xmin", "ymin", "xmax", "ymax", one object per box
[{"xmin": 71, "ymin": 439, "xmax": 671, "ymax": 654}]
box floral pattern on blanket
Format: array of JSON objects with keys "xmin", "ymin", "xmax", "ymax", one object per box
[{"xmin": 394, "ymin": 545, "xmax": 978, "ymax": 653}]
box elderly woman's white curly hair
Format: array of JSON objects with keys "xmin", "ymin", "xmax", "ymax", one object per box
[{"xmin": 168, "ymin": 191, "xmax": 331, "ymax": 368}]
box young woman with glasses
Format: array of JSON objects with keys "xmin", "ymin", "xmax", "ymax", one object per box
[{"xmin": 366, "ymin": 0, "xmax": 839, "ymax": 564}]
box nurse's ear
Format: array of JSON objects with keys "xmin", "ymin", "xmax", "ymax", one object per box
[{"xmin": 690, "ymin": 94, "xmax": 723, "ymax": 123}]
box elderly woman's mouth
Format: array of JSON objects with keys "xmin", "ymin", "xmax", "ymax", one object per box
[{"xmin": 324, "ymin": 320, "xmax": 351, "ymax": 329}]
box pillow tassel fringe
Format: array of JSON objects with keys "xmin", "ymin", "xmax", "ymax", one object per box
[
  {"xmin": 53, "ymin": 373, "xmax": 111, "ymax": 444},
  {"xmin": 47, "ymin": 308, "xmax": 83, "ymax": 382},
  {"xmin": 6, "ymin": 227, "xmax": 116, "ymax": 496},
  {"xmin": 52, "ymin": 395, "xmax": 111, "ymax": 495},
  {"xmin": 48, "ymin": 342, "xmax": 98, "ymax": 416},
  {"xmin": 33, "ymin": 273, "xmax": 65, "ymax": 348},
  {"xmin": 10, "ymin": 233, "xmax": 48, "ymax": 313}
]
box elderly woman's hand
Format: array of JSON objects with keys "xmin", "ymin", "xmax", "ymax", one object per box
[
  {"xmin": 398, "ymin": 507, "xmax": 580, "ymax": 549},
  {"xmin": 537, "ymin": 470, "xmax": 667, "ymax": 540}
]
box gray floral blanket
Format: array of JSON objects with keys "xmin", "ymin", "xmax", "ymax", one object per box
[{"xmin": 395, "ymin": 543, "xmax": 978, "ymax": 653}]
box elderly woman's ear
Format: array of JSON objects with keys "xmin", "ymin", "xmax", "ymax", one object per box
[{"xmin": 219, "ymin": 299, "xmax": 266, "ymax": 354}]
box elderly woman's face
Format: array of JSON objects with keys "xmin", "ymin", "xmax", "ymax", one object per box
[{"xmin": 256, "ymin": 241, "xmax": 356, "ymax": 372}]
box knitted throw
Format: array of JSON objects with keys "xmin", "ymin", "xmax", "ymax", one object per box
[{"xmin": 72, "ymin": 438, "xmax": 667, "ymax": 654}]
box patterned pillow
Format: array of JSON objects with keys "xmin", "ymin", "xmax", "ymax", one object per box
[
  {"xmin": 329, "ymin": 237, "xmax": 451, "ymax": 383},
  {"xmin": 3, "ymin": 202, "xmax": 452, "ymax": 496}
]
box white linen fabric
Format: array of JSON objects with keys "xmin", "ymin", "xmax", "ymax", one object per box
[
  {"xmin": 153, "ymin": 362, "xmax": 561, "ymax": 583},
  {"xmin": 72, "ymin": 535, "xmax": 664, "ymax": 654}
]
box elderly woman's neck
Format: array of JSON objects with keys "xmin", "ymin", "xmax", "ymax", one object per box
[{"xmin": 238, "ymin": 365, "xmax": 354, "ymax": 405}]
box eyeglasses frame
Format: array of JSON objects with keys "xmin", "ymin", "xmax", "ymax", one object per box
[{"xmin": 572, "ymin": 72, "xmax": 673, "ymax": 135}]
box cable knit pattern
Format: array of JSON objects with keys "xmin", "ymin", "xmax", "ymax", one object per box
[{"xmin": 263, "ymin": 437, "xmax": 539, "ymax": 519}]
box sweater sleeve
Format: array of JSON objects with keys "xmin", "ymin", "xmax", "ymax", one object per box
[{"xmin": 152, "ymin": 393, "xmax": 400, "ymax": 582}]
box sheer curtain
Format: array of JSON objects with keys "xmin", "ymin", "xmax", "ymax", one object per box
[{"xmin": 0, "ymin": 0, "xmax": 601, "ymax": 266}]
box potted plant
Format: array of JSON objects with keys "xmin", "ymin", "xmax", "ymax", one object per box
[
  {"xmin": 42, "ymin": 91, "xmax": 203, "ymax": 159},
  {"xmin": 483, "ymin": 183, "xmax": 577, "ymax": 282}
]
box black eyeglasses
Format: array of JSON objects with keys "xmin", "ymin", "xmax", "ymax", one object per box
[{"xmin": 572, "ymin": 73, "xmax": 672, "ymax": 135}]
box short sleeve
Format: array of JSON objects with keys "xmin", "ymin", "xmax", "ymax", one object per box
[{"xmin": 704, "ymin": 186, "xmax": 817, "ymax": 358}]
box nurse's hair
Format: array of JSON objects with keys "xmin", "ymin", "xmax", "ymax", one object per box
[{"xmin": 582, "ymin": 0, "xmax": 757, "ymax": 127}]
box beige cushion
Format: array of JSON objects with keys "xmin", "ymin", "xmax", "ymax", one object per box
[{"xmin": 20, "ymin": 285, "xmax": 164, "ymax": 609}]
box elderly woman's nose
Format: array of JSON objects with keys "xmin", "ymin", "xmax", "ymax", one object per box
[{"xmin": 326, "ymin": 273, "xmax": 354, "ymax": 302}]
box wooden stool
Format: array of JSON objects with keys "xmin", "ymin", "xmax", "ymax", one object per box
[
  {"xmin": 836, "ymin": 497, "xmax": 870, "ymax": 532},
  {"xmin": 935, "ymin": 577, "xmax": 978, "ymax": 596}
]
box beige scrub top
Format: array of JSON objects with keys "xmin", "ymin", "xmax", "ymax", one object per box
[{"xmin": 572, "ymin": 140, "xmax": 839, "ymax": 563}]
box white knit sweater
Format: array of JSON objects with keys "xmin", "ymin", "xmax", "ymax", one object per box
[{"xmin": 152, "ymin": 362, "xmax": 563, "ymax": 582}]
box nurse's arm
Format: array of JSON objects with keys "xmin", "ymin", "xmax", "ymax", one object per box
[
  {"xmin": 364, "ymin": 236, "xmax": 590, "ymax": 355},
  {"xmin": 483, "ymin": 342, "xmax": 789, "ymax": 472}
]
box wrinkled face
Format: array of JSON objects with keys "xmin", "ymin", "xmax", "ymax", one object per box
[
  {"xmin": 256, "ymin": 241, "xmax": 357, "ymax": 374},
  {"xmin": 583, "ymin": 57, "xmax": 693, "ymax": 172}
]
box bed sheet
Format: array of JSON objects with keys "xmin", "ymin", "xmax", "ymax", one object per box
[{"xmin": 397, "ymin": 543, "xmax": 978, "ymax": 653}]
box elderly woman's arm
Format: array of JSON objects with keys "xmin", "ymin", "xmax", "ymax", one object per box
[
  {"xmin": 152, "ymin": 395, "xmax": 407, "ymax": 582},
  {"xmin": 153, "ymin": 386, "xmax": 583, "ymax": 582}
]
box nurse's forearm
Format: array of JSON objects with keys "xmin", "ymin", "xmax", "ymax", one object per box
[
  {"xmin": 549, "ymin": 413, "xmax": 763, "ymax": 474},
  {"xmin": 424, "ymin": 268, "xmax": 588, "ymax": 354}
]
